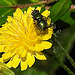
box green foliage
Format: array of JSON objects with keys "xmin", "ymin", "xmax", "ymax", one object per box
[
  {"xmin": 30, "ymin": 0, "xmax": 39, "ymax": 2},
  {"xmin": 0, "ymin": 0, "xmax": 16, "ymax": 25},
  {"xmin": 16, "ymin": 0, "xmax": 31, "ymax": 4},
  {"xmin": 60, "ymin": 10, "xmax": 75, "ymax": 26},
  {"xmin": 0, "ymin": 0, "xmax": 17, "ymax": 6},
  {"xmin": 49, "ymin": 0, "xmax": 72, "ymax": 23},
  {"xmin": 0, "ymin": 8, "xmax": 15, "ymax": 26}
]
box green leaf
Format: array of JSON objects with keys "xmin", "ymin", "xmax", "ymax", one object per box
[
  {"xmin": 49, "ymin": 0, "xmax": 72, "ymax": 23},
  {"xmin": 0, "ymin": 0, "xmax": 14, "ymax": 6},
  {"xmin": 17, "ymin": 0, "xmax": 31, "ymax": 4},
  {"xmin": 7, "ymin": 0, "xmax": 17, "ymax": 5},
  {"xmin": 0, "ymin": 0, "xmax": 17, "ymax": 26},
  {"xmin": 30, "ymin": 0, "xmax": 40, "ymax": 2},
  {"xmin": 0, "ymin": 7, "xmax": 15, "ymax": 26},
  {"xmin": 60, "ymin": 10, "xmax": 75, "ymax": 26}
]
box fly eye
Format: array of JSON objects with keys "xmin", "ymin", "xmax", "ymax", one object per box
[
  {"xmin": 31, "ymin": 11, "xmax": 34, "ymax": 15},
  {"xmin": 31, "ymin": 10, "xmax": 39, "ymax": 15},
  {"xmin": 31, "ymin": 10, "xmax": 35, "ymax": 15},
  {"xmin": 36, "ymin": 10, "xmax": 39, "ymax": 12}
]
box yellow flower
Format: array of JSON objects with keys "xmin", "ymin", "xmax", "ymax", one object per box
[{"xmin": 0, "ymin": 7, "xmax": 53, "ymax": 71}]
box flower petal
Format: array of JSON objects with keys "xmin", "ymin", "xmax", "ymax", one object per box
[
  {"xmin": 41, "ymin": 41, "xmax": 52, "ymax": 49},
  {"xmin": 36, "ymin": 6, "xmax": 41, "ymax": 12},
  {"xmin": 47, "ymin": 17, "xmax": 51, "ymax": 26},
  {"xmin": 42, "ymin": 10, "xmax": 50, "ymax": 17},
  {"xmin": 2, "ymin": 52, "xmax": 11, "ymax": 59},
  {"xmin": 0, "ymin": 45, "xmax": 5, "ymax": 52},
  {"xmin": 34, "ymin": 41, "xmax": 52, "ymax": 51},
  {"xmin": 35, "ymin": 52, "xmax": 46, "ymax": 60},
  {"xmin": 13, "ymin": 8, "xmax": 23, "ymax": 20},
  {"xmin": 27, "ymin": 52, "xmax": 35, "ymax": 67},
  {"xmin": 7, "ymin": 16, "xmax": 25, "ymax": 34},
  {"xmin": 16, "ymin": 46, "xmax": 24, "ymax": 55},
  {"xmin": 11, "ymin": 55, "xmax": 21, "ymax": 68},
  {"xmin": 42, "ymin": 28, "xmax": 53, "ymax": 40},
  {"xmin": 6, "ymin": 59, "xmax": 12, "ymax": 68},
  {"xmin": 21, "ymin": 60, "xmax": 28, "ymax": 71},
  {"xmin": 34, "ymin": 44, "xmax": 44, "ymax": 51},
  {"xmin": 27, "ymin": 7, "xmax": 35, "ymax": 14},
  {"xmin": 21, "ymin": 49, "xmax": 27, "ymax": 57},
  {"xmin": 4, "ymin": 45, "xmax": 11, "ymax": 52},
  {"xmin": 0, "ymin": 58, "xmax": 3, "ymax": 62}
]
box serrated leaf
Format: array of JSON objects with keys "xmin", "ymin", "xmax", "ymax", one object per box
[{"xmin": 49, "ymin": 0, "xmax": 72, "ymax": 23}]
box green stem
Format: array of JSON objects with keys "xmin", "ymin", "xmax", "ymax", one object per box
[
  {"xmin": 55, "ymin": 39, "xmax": 75, "ymax": 69},
  {"xmin": 0, "ymin": 1, "xmax": 47, "ymax": 9},
  {"xmin": 44, "ymin": 51, "xmax": 75, "ymax": 75},
  {"xmin": 57, "ymin": 60, "xmax": 74, "ymax": 75}
]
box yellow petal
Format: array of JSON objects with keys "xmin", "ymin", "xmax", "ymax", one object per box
[
  {"xmin": 42, "ymin": 10, "xmax": 50, "ymax": 17},
  {"xmin": 0, "ymin": 45, "xmax": 5, "ymax": 52},
  {"xmin": 13, "ymin": 8, "xmax": 23, "ymax": 20},
  {"xmin": 6, "ymin": 60, "xmax": 12, "ymax": 68},
  {"xmin": 35, "ymin": 52, "xmax": 47, "ymax": 60},
  {"xmin": 36, "ymin": 6, "xmax": 41, "ymax": 12},
  {"xmin": 22, "ymin": 13, "xmax": 28, "ymax": 28},
  {"xmin": 16, "ymin": 46, "xmax": 24, "ymax": 55},
  {"xmin": 41, "ymin": 41, "xmax": 52, "ymax": 49},
  {"xmin": 27, "ymin": 52, "xmax": 35, "ymax": 67},
  {"xmin": 27, "ymin": 7, "xmax": 35, "ymax": 14},
  {"xmin": 21, "ymin": 60, "xmax": 28, "ymax": 71},
  {"xmin": 0, "ymin": 58, "xmax": 3, "ymax": 62},
  {"xmin": 4, "ymin": 45, "xmax": 11, "ymax": 52},
  {"xmin": 34, "ymin": 41, "xmax": 52, "ymax": 51},
  {"xmin": 11, "ymin": 55, "xmax": 21, "ymax": 68},
  {"xmin": 42, "ymin": 28, "xmax": 53, "ymax": 40},
  {"xmin": 47, "ymin": 17, "xmax": 51, "ymax": 26},
  {"xmin": 34, "ymin": 44, "xmax": 44, "ymax": 51},
  {"xmin": 7, "ymin": 16, "xmax": 23, "ymax": 34},
  {"xmin": 21, "ymin": 49, "xmax": 27, "ymax": 57},
  {"xmin": 2, "ymin": 52, "xmax": 11, "ymax": 59}
]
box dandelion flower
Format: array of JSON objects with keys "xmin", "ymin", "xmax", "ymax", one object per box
[{"xmin": 0, "ymin": 7, "xmax": 53, "ymax": 71}]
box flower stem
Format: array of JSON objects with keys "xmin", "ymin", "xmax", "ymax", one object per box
[
  {"xmin": 56, "ymin": 60, "xmax": 75, "ymax": 75},
  {"xmin": 55, "ymin": 39, "xmax": 75, "ymax": 69},
  {"xmin": 0, "ymin": 1, "xmax": 47, "ymax": 9},
  {"xmin": 44, "ymin": 51, "xmax": 75, "ymax": 75}
]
